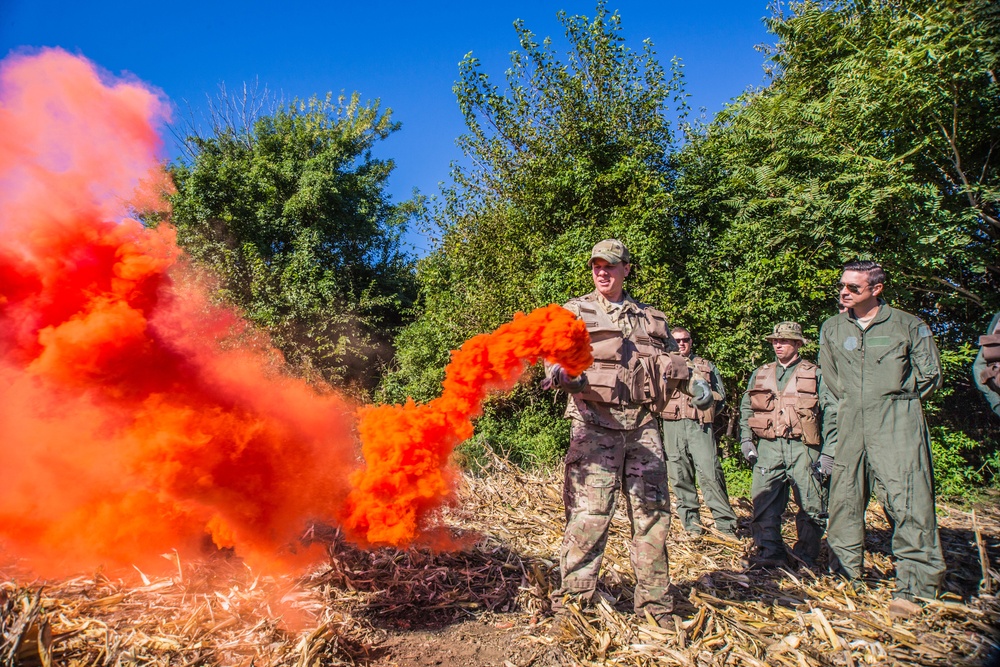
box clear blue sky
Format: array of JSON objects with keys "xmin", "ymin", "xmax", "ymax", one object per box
[{"xmin": 1, "ymin": 1, "xmax": 773, "ymax": 254}]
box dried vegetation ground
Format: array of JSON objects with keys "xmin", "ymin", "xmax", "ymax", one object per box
[{"xmin": 2, "ymin": 455, "xmax": 999, "ymax": 667}]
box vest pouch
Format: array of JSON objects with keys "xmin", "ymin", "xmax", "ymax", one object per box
[
  {"xmin": 980, "ymin": 333, "xmax": 1000, "ymax": 363},
  {"xmin": 748, "ymin": 414, "xmax": 776, "ymax": 439},
  {"xmin": 981, "ymin": 362, "xmax": 1000, "ymax": 393},
  {"xmin": 794, "ymin": 395, "xmax": 821, "ymax": 446},
  {"xmin": 626, "ymin": 355, "xmax": 657, "ymax": 406},
  {"xmin": 575, "ymin": 362, "xmax": 621, "ymax": 404},
  {"xmin": 589, "ymin": 327, "xmax": 623, "ymax": 362},
  {"xmin": 699, "ymin": 403, "xmax": 717, "ymax": 425},
  {"xmin": 660, "ymin": 398, "xmax": 683, "ymax": 421},
  {"xmin": 748, "ymin": 388, "xmax": 775, "ymax": 412}
]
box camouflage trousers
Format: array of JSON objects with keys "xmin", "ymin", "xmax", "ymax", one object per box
[{"xmin": 551, "ymin": 419, "xmax": 673, "ymax": 618}]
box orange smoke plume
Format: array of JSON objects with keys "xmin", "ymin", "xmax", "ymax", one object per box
[
  {"xmin": 0, "ymin": 48, "xmax": 594, "ymax": 577},
  {"xmin": 0, "ymin": 49, "xmax": 356, "ymax": 577},
  {"xmin": 341, "ymin": 305, "xmax": 591, "ymax": 547}
]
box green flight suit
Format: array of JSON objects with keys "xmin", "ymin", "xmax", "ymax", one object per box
[
  {"xmin": 662, "ymin": 356, "xmax": 737, "ymax": 536},
  {"xmin": 818, "ymin": 302, "xmax": 945, "ymax": 601},
  {"xmin": 739, "ymin": 358, "xmax": 828, "ymax": 564},
  {"xmin": 973, "ymin": 312, "xmax": 1000, "ymax": 418}
]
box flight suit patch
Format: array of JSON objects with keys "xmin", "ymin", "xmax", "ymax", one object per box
[{"xmin": 844, "ymin": 336, "xmax": 858, "ymax": 351}]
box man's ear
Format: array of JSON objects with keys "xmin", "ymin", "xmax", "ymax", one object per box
[
  {"xmin": 871, "ymin": 282, "xmax": 884, "ymax": 297},
  {"xmin": 623, "ymin": 263, "xmax": 631, "ymax": 278}
]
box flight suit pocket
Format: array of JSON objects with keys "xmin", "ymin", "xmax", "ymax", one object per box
[
  {"xmin": 586, "ymin": 474, "xmax": 616, "ymax": 515},
  {"xmin": 795, "ymin": 395, "xmax": 821, "ymax": 446}
]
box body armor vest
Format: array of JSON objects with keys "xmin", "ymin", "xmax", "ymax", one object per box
[
  {"xmin": 570, "ymin": 294, "xmax": 682, "ymax": 408},
  {"xmin": 746, "ymin": 360, "xmax": 821, "ymax": 445},
  {"xmin": 980, "ymin": 317, "xmax": 1000, "ymax": 391},
  {"xmin": 662, "ymin": 355, "xmax": 716, "ymax": 424}
]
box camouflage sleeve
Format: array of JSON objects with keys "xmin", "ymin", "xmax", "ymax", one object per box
[
  {"xmin": 544, "ymin": 300, "xmax": 585, "ymax": 381},
  {"xmin": 973, "ymin": 313, "xmax": 1000, "ymax": 417},
  {"xmin": 910, "ymin": 318, "xmax": 943, "ymax": 401},
  {"xmin": 738, "ymin": 369, "xmax": 758, "ymax": 442}
]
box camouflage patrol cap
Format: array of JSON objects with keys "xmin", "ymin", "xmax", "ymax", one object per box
[
  {"xmin": 587, "ymin": 239, "xmax": 630, "ymax": 267},
  {"xmin": 764, "ymin": 321, "xmax": 808, "ymax": 343}
]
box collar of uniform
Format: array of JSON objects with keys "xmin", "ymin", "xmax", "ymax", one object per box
[
  {"xmin": 776, "ymin": 356, "xmax": 802, "ymax": 371},
  {"xmin": 848, "ymin": 298, "xmax": 890, "ymax": 328},
  {"xmin": 595, "ymin": 290, "xmax": 639, "ymax": 313}
]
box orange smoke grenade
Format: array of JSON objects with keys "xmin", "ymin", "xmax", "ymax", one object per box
[{"xmin": 341, "ymin": 304, "xmax": 592, "ymax": 547}]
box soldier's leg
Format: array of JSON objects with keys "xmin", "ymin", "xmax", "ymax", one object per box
[
  {"xmin": 867, "ymin": 428, "xmax": 945, "ymax": 601},
  {"xmin": 750, "ymin": 440, "xmax": 790, "ymax": 562},
  {"xmin": 686, "ymin": 421, "xmax": 738, "ymax": 535},
  {"xmin": 552, "ymin": 420, "xmax": 623, "ymax": 610},
  {"xmin": 663, "ymin": 419, "xmax": 703, "ymax": 534},
  {"xmin": 826, "ymin": 438, "xmax": 869, "ymax": 580},
  {"xmin": 623, "ymin": 421, "xmax": 673, "ymax": 618},
  {"xmin": 788, "ymin": 443, "xmax": 827, "ymax": 564},
  {"xmin": 869, "ymin": 472, "xmax": 896, "ymax": 531}
]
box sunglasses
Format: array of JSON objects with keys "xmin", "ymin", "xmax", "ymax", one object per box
[
  {"xmin": 836, "ymin": 281, "xmax": 869, "ymax": 295},
  {"xmin": 674, "ymin": 337, "xmax": 692, "ymax": 343}
]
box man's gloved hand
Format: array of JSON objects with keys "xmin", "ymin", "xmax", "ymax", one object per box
[
  {"xmin": 740, "ymin": 438, "xmax": 758, "ymax": 467},
  {"xmin": 818, "ymin": 453, "xmax": 834, "ymax": 476},
  {"xmin": 810, "ymin": 453, "xmax": 834, "ymax": 483},
  {"xmin": 687, "ymin": 376, "xmax": 714, "ymax": 410},
  {"xmin": 543, "ymin": 363, "xmax": 586, "ymax": 393}
]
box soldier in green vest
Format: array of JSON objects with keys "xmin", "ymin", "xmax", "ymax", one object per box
[
  {"xmin": 739, "ymin": 321, "xmax": 829, "ymax": 569},
  {"xmin": 974, "ymin": 312, "xmax": 1000, "ymax": 418},
  {"xmin": 661, "ymin": 326, "xmax": 739, "ymax": 539},
  {"xmin": 819, "ymin": 260, "xmax": 945, "ymax": 615}
]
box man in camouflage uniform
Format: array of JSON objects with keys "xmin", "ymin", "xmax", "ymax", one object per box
[
  {"xmin": 819, "ymin": 260, "xmax": 944, "ymax": 612},
  {"xmin": 544, "ymin": 239, "xmax": 712, "ymax": 624},
  {"xmin": 739, "ymin": 321, "xmax": 829, "ymax": 569},
  {"xmin": 974, "ymin": 312, "xmax": 1000, "ymax": 418},
  {"xmin": 661, "ymin": 326, "xmax": 738, "ymax": 538}
]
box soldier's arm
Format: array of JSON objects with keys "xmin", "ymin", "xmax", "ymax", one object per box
[
  {"xmin": 817, "ymin": 367, "xmax": 837, "ymax": 458},
  {"xmin": 973, "ymin": 314, "xmax": 1000, "ymax": 417},
  {"xmin": 818, "ymin": 322, "xmax": 839, "ymax": 458},
  {"xmin": 543, "ymin": 300, "xmax": 585, "ymax": 385},
  {"xmin": 709, "ymin": 361, "xmax": 726, "ymax": 408},
  {"xmin": 911, "ymin": 319, "xmax": 943, "ymax": 401},
  {"xmin": 738, "ymin": 369, "xmax": 758, "ymax": 442}
]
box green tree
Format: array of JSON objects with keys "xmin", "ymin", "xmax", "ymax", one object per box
[
  {"xmin": 672, "ymin": 0, "xmax": 999, "ymax": 475},
  {"xmin": 381, "ymin": 2, "xmax": 687, "ymax": 405},
  {"xmin": 170, "ymin": 92, "xmax": 418, "ymax": 396}
]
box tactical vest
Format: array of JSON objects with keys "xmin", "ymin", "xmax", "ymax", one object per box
[
  {"xmin": 571, "ymin": 294, "xmax": 681, "ymax": 408},
  {"xmin": 746, "ymin": 360, "xmax": 821, "ymax": 445},
  {"xmin": 980, "ymin": 317, "xmax": 1000, "ymax": 392},
  {"xmin": 662, "ymin": 355, "xmax": 716, "ymax": 424}
]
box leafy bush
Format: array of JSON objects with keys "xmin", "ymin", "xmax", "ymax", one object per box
[
  {"xmin": 459, "ymin": 384, "xmax": 570, "ymax": 471},
  {"xmin": 719, "ymin": 437, "xmax": 753, "ymax": 500},
  {"xmin": 931, "ymin": 425, "xmax": 986, "ymax": 501}
]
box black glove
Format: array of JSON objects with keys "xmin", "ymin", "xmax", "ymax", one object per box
[
  {"xmin": 740, "ymin": 438, "xmax": 758, "ymax": 466},
  {"xmin": 811, "ymin": 453, "xmax": 834, "ymax": 482},
  {"xmin": 543, "ymin": 364, "xmax": 585, "ymax": 393},
  {"xmin": 688, "ymin": 377, "xmax": 714, "ymax": 410}
]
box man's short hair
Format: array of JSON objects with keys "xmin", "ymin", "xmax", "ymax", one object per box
[
  {"xmin": 671, "ymin": 326, "xmax": 690, "ymax": 336},
  {"xmin": 843, "ymin": 259, "xmax": 887, "ymax": 286}
]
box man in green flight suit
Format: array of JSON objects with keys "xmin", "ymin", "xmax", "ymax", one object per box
[
  {"xmin": 819, "ymin": 260, "xmax": 945, "ymax": 613},
  {"xmin": 973, "ymin": 312, "xmax": 1000, "ymax": 418},
  {"xmin": 661, "ymin": 326, "xmax": 739, "ymax": 539},
  {"xmin": 739, "ymin": 321, "xmax": 829, "ymax": 569}
]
